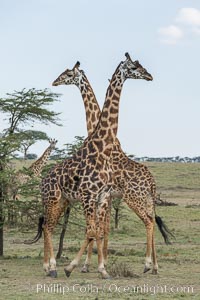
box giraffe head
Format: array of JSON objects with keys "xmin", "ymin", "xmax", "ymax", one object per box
[
  {"xmin": 49, "ymin": 138, "xmax": 58, "ymax": 150},
  {"xmin": 52, "ymin": 62, "xmax": 83, "ymax": 87},
  {"xmin": 119, "ymin": 52, "xmax": 153, "ymax": 82}
]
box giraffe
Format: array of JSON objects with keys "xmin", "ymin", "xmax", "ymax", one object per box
[
  {"xmin": 25, "ymin": 53, "xmax": 157, "ymax": 279},
  {"xmin": 11, "ymin": 139, "xmax": 57, "ymax": 200},
  {"xmin": 28, "ymin": 138, "xmax": 58, "ymax": 176},
  {"xmin": 52, "ymin": 60, "xmax": 174, "ymax": 275}
]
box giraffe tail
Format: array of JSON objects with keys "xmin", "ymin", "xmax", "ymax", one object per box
[
  {"xmin": 155, "ymin": 215, "xmax": 175, "ymax": 245},
  {"xmin": 24, "ymin": 216, "xmax": 44, "ymax": 244}
]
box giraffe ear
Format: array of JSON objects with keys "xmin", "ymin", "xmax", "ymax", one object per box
[{"xmin": 134, "ymin": 60, "xmax": 140, "ymax": 67}]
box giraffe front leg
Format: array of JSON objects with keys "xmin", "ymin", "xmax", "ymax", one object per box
[
  {"xmin": 96, "ymin": 193, "xmax": 111, "ymax": 279},
  {"xmin": 81, "ymin": 239, "xmax": 94, "ymax": 273},
  {"xmin": 64, "ymin": 237, "xmax": 91, "ymax": 277},
  {"xmin": 96, "ymin": 237, "xmax": 110, "ymax": 279},
  {"xmin": 103, "ymin": 196, "xmax": 112, "ymax": 266},
  {"xmin": 96, "ymin": 216, "xmax": 111, "ymax": 279},
  {"xmin": 81, "ymin": 200, "xmax": 104, "ymax": 273},
  {"xmin": 64, "ymin": 201, "xmax": 96, "ymax": 277}
]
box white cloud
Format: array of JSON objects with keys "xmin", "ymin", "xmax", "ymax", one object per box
[
  {"xmin": 192, "ymin": 27, "xmax": 200, "ymax": 35},
  {"xmin": 176, "ymin": 8, "xmax": 200, "ymax": 26},
  {"xmin": 158, "ymin": 7, "xmax": 200, "ymax": 44},
  {"xmin": 158, "ymin": 25, "xmax": 184, "ymax": 44}
]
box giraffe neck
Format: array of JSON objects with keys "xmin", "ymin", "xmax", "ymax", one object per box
[
  {"xmin": 29, "ymin": 146, "xmax": 52, "ymax": 176},
  {"xmin": 77, "ymin": 72, "xmax": 101, "ymax": 135},
  {"xmin": 93, "ymin": 63, "xmax": 124, "ymax": 144}
]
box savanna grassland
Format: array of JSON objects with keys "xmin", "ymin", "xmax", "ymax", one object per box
[{"xmin": 0, "ymin": 162, "xmax": 200, "ymax": 300}]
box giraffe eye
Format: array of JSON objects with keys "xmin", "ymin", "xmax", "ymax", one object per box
[{"xmin": 73, "ymin": 176, "xmax": 80, "ymax": 182}]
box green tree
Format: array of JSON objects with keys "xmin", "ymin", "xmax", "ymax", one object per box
[
  {"xmin": 65, "ymin": 136, "xmax": 85, "ymax": 157},
  {"xmin": 50, "ymin": 136, "xmax": 85, "ymax": 161},
  {"xmin": 0, "ymin": 134, "xmax": 19, "ymax": 255},
  {"xmin": 0, "ymin": 88, "xmax": 62, "ymax": 256},
  {"xmin": 26, "ymin": 153, "xmax": 37, "ymax": 160},
  {"xmin": 0, "ymin": 161, "xmax": 5, "ymax": 256},
  {"xmin": 1, "ymin": 88, "xmax": 61, "ymax": 134},
  {"xmin": 112, "ymin": 198, "xmax": 123, "ymax": 229},
  {"xmin": 18, "ymin": 130, "xmax": 49, "ymax": 159}
]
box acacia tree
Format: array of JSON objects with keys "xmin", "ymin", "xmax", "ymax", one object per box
[
  {"xmin": 18, "ymin": 130, "xmax": 49, "ymax": 159},
  {"xmin": 112, "ymin": 198, "xmax": 126, "ymax": 229},
  {"xmin": 0, "ymin": 162, "xmax": 3, "ymax": 256},
  {"xmin": 65, "ymin": 136, "xmax": 85, "ymax": 157},
  {"xmin": 1, "ymin": 88, "xmax": 61, "ymax": 134},
  {"xmin": 0, "ymin": 134, "xmax": 17, "ymax": 227},
  {"xmin": 0, "ymin": 88, "xmax": 62, "ymax": 256},
  {"xmin": 0, "ymin": 134, "xmax": 20, "ymax": 255}
]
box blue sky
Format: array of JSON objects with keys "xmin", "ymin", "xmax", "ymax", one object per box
[{"xmin": 0, "ymin": 0, "xmax": 199, "ymax": 157}]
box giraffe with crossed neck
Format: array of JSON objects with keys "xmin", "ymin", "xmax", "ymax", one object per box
[
  {"xmin": 26, "ymin": 53, "xmax": 171, "ymax": 279},
  {"xmin": 52, "ymin": 57, "xmax": 173, "ymax": 276}
]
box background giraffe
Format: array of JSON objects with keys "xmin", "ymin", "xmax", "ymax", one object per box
[
  {"xmin": 11, "ymin": 138, "xmax": 57, "ymax": 200},
  {"xmin": 28, "ymin": 138, "xmax": 58, "ymax": 176},
  {"xmin": 52, "ymin": 58, "xmax": 173, "ymax": 275}
]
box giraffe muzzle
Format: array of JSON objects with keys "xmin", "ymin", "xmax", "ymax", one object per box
[{"xmin": 146, "ymin": 74, "xmax": 153, "ymax": 81}]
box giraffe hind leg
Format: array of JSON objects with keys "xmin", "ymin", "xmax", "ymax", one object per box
[
  {"xmin": 143, "ymin": 219, "xmax": 154, "ymax": 273},
  {"xmin": 151, "ymin": 229, "xmax": 158, "ymax": 274},
  {"xmin": 64, "ymin": 199, "xmax": 95, "ymax": 277},
  {"xmin": 124, "ymin": 195, "xmax": 157, "ymax": 274},
  {"xmin": 43, "ymin": 203, "xmax": 63, "ymax": 278},
  {"xmin": 43, "ymin": 228, "xmax": 50, "ymax": 274},
  {"xmin": 43, "ymin": 225, "xmax": 58, "ymax": 278}
]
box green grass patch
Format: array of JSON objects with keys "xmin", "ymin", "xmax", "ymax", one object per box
[{"xmin": 1, "ymin": 162, "xmax": 200, "ymax": 299}]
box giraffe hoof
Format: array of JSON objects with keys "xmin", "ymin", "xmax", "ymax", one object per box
[
  {"xmin": 49, "ymin": 270, "xmax": 57, "ymax": 278},
  {"xmin": 152, "ymin": 269, "xmax": 158, "ymax": 275},
  {"xmin": 143, "ymin": 266, "xmax": 151, "ymax": 273},
  {"xmin": 102, "ymin": 273, "xmax": 111, "ymax": 280},
  {"xmin": 64, "ymin": 268, "xmax": 71, "ymax": 277},
  {"xmin": 81, "ymin": 266, "xmax": 89, "ymax": 273}
]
